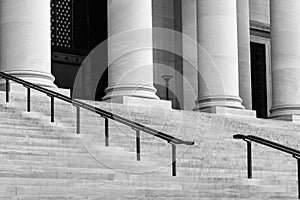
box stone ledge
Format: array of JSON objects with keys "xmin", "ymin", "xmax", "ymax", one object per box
[
  {"xmin": 273, "ymin": 115, "xmax": 300, "ymax": 123},
  {"xmin": 104, "ymin": 96, "xmax": 172, "ymax": 109},
  {"xmin": 199, "ymin": 106, "xmax": 257, "ymax": 118}
]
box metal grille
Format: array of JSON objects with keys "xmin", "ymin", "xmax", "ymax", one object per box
[
  {"xmin": 51, "ymin": 0, "xmax": 107, "ymax": 52},
  {"xmin": 72, "ymin": 0, "xmax": 89, "ymax": 50},
  {"xmin": 51, "ymin": 0, "xmax": 73, "ymax": 48}
]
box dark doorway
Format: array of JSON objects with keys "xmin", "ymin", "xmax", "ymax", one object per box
[
  {"xmin": 250, "ymin": 42, "xmax": 268, "ymax": 118},
  {"xmin": 51, "ymin": 0, "xmax": 108, "ymax": 99}
]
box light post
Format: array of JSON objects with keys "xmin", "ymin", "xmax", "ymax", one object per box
[{"xmin": 161, "ymin": 75, "xmax": 173, "ymax": 100}]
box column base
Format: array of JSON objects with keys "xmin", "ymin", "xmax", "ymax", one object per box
[
  {"xmin": 194, "ymin": 95, "xmax": 245, "ymax": 110},
  {"xmin": 104, "ymin": 96, "xmax": 172, "ymax": 109},
  {"xmin": 103, "ymin": 84, "xmax": 160, "ymax": 101},
  {"xmin": 0, "ymin": 70, "xmax": 57, "ymax": 91},
  {"xmin": 270, "ymin": 105, "xmax": 300, "ymax": 121},
  {"xmin": 0, "ymin": 71, "xmax": 72, "ymax": 96},
  {"xmin": 196, "ymin": 106, "xmax": 256, "ymax": 118},
  {"xmin": 193, "ymin": 95, "xmax": 256, "ymax": 118}
]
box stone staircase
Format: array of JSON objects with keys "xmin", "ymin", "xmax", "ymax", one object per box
[{"xmin": 0, "ymin": 90, "xmax": 298, "ymax": 199}]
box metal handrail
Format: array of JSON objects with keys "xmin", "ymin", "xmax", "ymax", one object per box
[
  {"xmin": 233, "ymin": 134, "xmax": 300, "ymax": 199},
  {"xmin": 0, "ymin": 71, "xmax": 194, "ymax": 176}
]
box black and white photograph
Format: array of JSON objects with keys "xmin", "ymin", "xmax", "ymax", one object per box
[{"xmin": 0, "ymin": 0, "xmax": 299, "ymax": 199}]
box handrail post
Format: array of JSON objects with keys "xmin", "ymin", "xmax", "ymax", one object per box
[
  {"xmin": 247, "ymin": 141, "xmax": 252, "ymax": 179},
  {"xmin": 5, "ymin": 79, "xmax": 9, "ymax": 102},
  {"xmin": 76, "ymin": 107, "xmax": 80, "ymax": 134},
  {"xmin": 297, "ymin": 158, "xmax": 300, "ymax": 199},
  {"xmin": 172, "ymin": 144, "xmax": 177, "ymax": 176},
  {"xmin": 105, "ymin": 118, "xmax": 109, "ymax": 147},
  {"xmin": 136, "ymin": 130, "xmax": 141, "ymax": 161},
  {"xmin": 27, "ymin": 87, "xmax": 30, "ymax": 112},
  {"xmin": 50, "ymin": 96, "xmax": 54, "ymax": 123}
]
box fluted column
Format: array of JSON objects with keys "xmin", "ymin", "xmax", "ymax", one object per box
[
  {"xmin": 270, "ymin": 0, "xmax": 300, "ymax": 118},
  {"xmin": 237, "ymin": 0, "xmax": 252, "ymax": 110},
  {"xmin": 0, "ymin": 0, "xmax": 56, "ymax": 89},
  {"xmin": 194, "ymin": 0, "xmax": 244, "ymax": 110},
  {"xmin": 103, "ymin": 0, "xmax": 159, "ymax": 101}
]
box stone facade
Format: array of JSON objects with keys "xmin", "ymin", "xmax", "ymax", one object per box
[{"xmin": 1, "ymin": 0, "xmax": 300, "ymax": 120}]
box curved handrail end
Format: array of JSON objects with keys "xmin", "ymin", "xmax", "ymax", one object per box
[
  {"xmin": 187, "ymin": 141, "xmax": 195, "ymax": 145},
  {"xmin": 170, "ymin": 140, "xmax": 194, "ymax": 145},
  {"xmin": 233, "ymin": 134, "xmax": 246, "ymax": 140}
]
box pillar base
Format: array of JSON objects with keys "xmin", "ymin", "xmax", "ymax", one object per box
[
  {"xmin": 195, "ymin": 106, "xmax": 256, "ymax": 118},
  {"xmin": 0, "ymin": 70, "xmax": 57, "ymax": 91},
  {"xmin": 270, "ymin": 105, "xmax": 300, "ymax": 120},
  {"xmin": 103, "ymin": 84, "xmax": 159, "ymax": 101},
  {"xmin": 104, "ymin": 96, "xmax": 172, "ymax": 109},
  {"xmin": 193, "ymin": 96, "xmax": 256, "ymax": 118},
  {"xmin": 194, "ymin": 95, "xmax": 245, "ymax": 110}
]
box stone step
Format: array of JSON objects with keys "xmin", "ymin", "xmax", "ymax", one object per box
[
  {"xmin": 0, "ymin": 158, "xmax": 166, "ymax": 175},
  {"xmin": 0, "ymin": 181, "xmax": 295, "ymax": 199},
  {"xmin": 0, "ymin": 135, "xmax": 295, "ymax": 171},
  {"xmin": 0, "ymin": 177, "xmax": 295, "ymax": 189},
  {"xmin": 0, "ymin": 128, "xmax": 78, "ymax": 140},
  {"xmin": 1, "ymin": 126, "xmax": 296, "ymax": 160},
  {"xmin": 0, "ymin": 155, "xmax": 167, "ymax": 175},
  {"xmin": 0, "ymin": 196, "xmax": 295, "ymax": 200},
  {"xmin": 0, "ymin": 91, "xmax": 299, "ymax": 199},
  {"xmin": 3, "ymin": 91, "xmax": 300, "ymax": 132},
  {"xmin": 0, "ymin": 134, "xmax": 80, "ymax": 146},
  {"xmin": 2, "ymin": 100, "xmax": 300, "ymax": 148},
  {"xmin": 0, "ymin": 142, "xmax": 292, "ymax": 171},
  {"xmin": 3, "ymin": 95, "xmax": 300, "ymax": 138},
  {"xmin": 0, "ymin": 155, "xmax": 296, "ymax": 181},
  {"xmin": 0, "ymin": 177, "xmax": 182, "ymax": 189},
  {"xmin": 0, "ymin": 185, "xmax": 296, "ymax": 199},
  {"xmin": 0, "ymin": 124, "xmax": 75, "ymax": 135}
]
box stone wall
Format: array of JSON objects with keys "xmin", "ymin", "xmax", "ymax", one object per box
[{"xmin": 249, "ymin": 0, "xmax": 270, "ymax": 26}]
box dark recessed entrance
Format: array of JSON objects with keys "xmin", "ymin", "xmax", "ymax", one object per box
[
  {"xmin": 51, "ymin": 0, "xmax": 108, "ymax": 99},
  {"xmin": 250, "ymin": 42, "xmax": 268, "ymax": 119}
]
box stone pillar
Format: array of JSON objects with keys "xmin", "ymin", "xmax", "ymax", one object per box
[
  {"xmin": 195, "ymin": 0, "xmax": 244, "ymax": 111},
  {"xmin": 0, "ymin": 0, "xmax": 56, "ymax": 89},
  {"xmin": 103, "ymin": 0, "xmax": 159, "ymax": 101},
  {"xmin": 237, "ymin": 0, "xmax": 252, "ymax": 110},
  {"xmin": 270, "ymin": 0, "xmax": 300, "ymax": 119},
  {"xmin": 181, "ymin": 0, "xmax": 198, "ymax": 111}
]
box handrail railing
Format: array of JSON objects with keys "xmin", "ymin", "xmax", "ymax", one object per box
[
  {"xmin": 0, "ymin": 71, "xmax": 194, "ymax": 176},
  {"xmin": 233, "ymin": 134, "xmax": 300, "ymax": 199}
]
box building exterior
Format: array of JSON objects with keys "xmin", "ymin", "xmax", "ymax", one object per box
[{"xmin": 0, "ymin": 0, "xmax": 299, "ymax": 120}]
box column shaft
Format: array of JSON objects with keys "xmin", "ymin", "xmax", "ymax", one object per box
[
  {"xmin": 270, "ymin": 0, "xmax": 300, "ymax": 118},
  {"xmin": 103, "ymin": 0, "xmax": 159, "ymax": 100},
  {"xmin": 181, "ymin": 0, "xmax": 198, "ymax": 111},
  {"xmin": 195, "ymin": 0, "xmax": 244, "ymax": 110},
  {"xmin": 237, "ymin": 0, "xmax": 252, "ymax": 110},
  {"xmin": 0, "ymin": 0, "xmax": 56, "ymax": 89}
]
